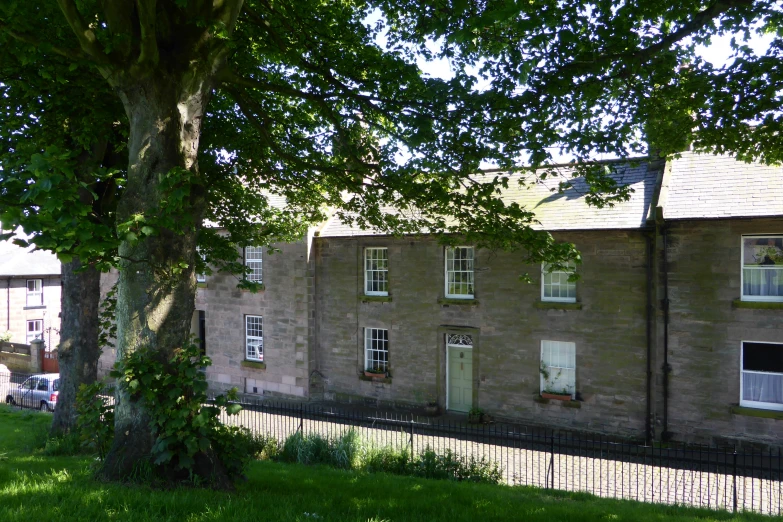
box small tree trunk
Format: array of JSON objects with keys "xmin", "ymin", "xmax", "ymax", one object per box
[
  {"xmin": 50, "ymin": 258, "xmax": 101, "ymax": 435},
  {"xmin": 100, "ymin": 73, "xmax": 208, "ymax": 480}
]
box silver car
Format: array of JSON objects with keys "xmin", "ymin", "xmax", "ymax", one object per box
[{"xmin": 5, "ymin": 373, "xmax": 60, "ymax": 411}]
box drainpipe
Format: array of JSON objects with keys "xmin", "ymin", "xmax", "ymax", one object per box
[
  {"xmin": 661, "ymin": 226, "xmax": 672, "ymax": 441},
  {"xmin": 5, "ymin": 277, "xmax": 9, "ymax": 333},
  {"xmin": 645, "ymin": 231, "xmax": 654, "ymax": 445}
]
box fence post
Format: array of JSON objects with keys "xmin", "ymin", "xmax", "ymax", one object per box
[
  {"xmin": 549, "ymin": 434, "xmax": 555, "ymax": 489},
  {"xmin": 298, "ymin": 404, "xmax": 304, "ymax": 433},
  {"xmin": 733, "ymin": 446, "xmax": 738, "ymax": 513},
  {"xmin": 409, "ymin": 417, "xmax": 414, "ymax": 456}
]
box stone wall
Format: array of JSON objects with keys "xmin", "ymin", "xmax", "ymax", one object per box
[
  {"xmin": 0, "ymin": 276, "xmax": 61, "ymax": 351},
  {"xmin": 314, "ymin": 231, "xmax": 651, "ymax": 439},
  {"xmin": 661, "ymin": 218, "xmax": 783, "ymax": 447},
  {"xmin": 198, "ymin": 239, "xmax": 313, "ymax": 398}
]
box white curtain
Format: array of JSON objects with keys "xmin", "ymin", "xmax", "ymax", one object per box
[
  {"xmin": 743, "ymin": 372, "xmax": 783, "ymax": 404},
  {"xmin": 744, "ymin": 268, "xmax": 783, "ymax": 297}
]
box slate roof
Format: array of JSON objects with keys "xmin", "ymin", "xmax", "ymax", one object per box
[
  {"xmin": 0, "ymin": 230, "xmax": 61, "ymax": 277},
  {"xmin": 662, "ymin": 152, "xmax": 783, "ymax": 220},
  {"xmin": 319, "ymin": 159, "xmax": 661, "ymax": 237}
]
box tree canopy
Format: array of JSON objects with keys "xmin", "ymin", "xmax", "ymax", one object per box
[{"xmin": 1, "ymin": 0, "xmax": 780, "ymax": 482}]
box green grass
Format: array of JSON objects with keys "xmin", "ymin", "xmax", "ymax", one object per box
[{"xmin": 0, "ymin": 406, "xmax": 775, "ymax": 522}]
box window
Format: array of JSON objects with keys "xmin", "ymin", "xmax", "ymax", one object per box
[
  {"xmin": 364, "ymin": 328, "xmax": 389, "ymax": 372},
  {"xmin": 26, "ymin": 279, "xmax": 43, "ymax": 307},
  {"xmin": 26, "ymin": 319, "xmax": 42, "ymax": 344},
  {"xmin": 742, "ymin": 236, "xmax": 783, "ymax": 301},
  {"xmin": 196, "ymin": 248, "xmax": 207, "ymax": 283},
  {"xmin": 364, "ymin": 247, "xmax": 389, "ymax": 296},
  {"xmin": 541, "ymin": 264, "xmax": 576, "ymax": 302},
  {"xmin": 540, "ymin": 340, "xmax": 576, "ymax": 398},
  {"xmin": 245, "ymin": 315, "xmax": 263, "ymax": 361},
  {"xmin": 244, "ymin": 246, "xmax": 263, "ymax": 283},
  {"xmin": 445, "ymin": 246, "xmax": 474, "ymax": 299},
  {"xmin": 741, "ymin": 341, "xmax": 783, "ymax": 411}
]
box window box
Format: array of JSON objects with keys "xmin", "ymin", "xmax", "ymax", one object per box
[
  {"xmin": 358, "ymin": 373, "xmax": 392, "ymax": 384},
  {"xmin": 437, "ymin": 297, "xmax": 479, "ymax": 306},
  {"xmin": 363, "ymin": 369, "xmax": 387, "ymax": 379},
  {"xmin": 360, "ymin": 295, "xmax": 392, "ymax": 303},
  {"xmin": 541, "ymin": 392, "xmax": 572, "ymax": 401},
  {"xmin": 534, "ymin": 301, "xmax": 582, "ymax": 310},
  {"xmin": 241, "ymin": 360, "xmax": 267, "ymax": 370},
  {"xmin": 741, "ymin": 236, "xmax": 783, "ymax": 302},
  {"xmin": 732, "ymin": 299, "xmax": 783, "ymax": 310}
]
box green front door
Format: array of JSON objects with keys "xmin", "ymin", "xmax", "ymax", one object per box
[{"xmin": 448, "ymin": 347, "xmax": 473, "ymax": 412}]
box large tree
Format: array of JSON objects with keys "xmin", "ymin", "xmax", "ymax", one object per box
[{"xmin": 1, "ymin": 0, "xmax": 779, "ymax": 481}]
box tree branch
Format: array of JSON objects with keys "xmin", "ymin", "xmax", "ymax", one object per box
[
  {"xmin": 0, "ymin": 20, "xmax": 85, "ymax": 62},
  {"xmin": 55, "ymin": 0, "xmax": 113, "ymax": 66},
  {"xmin": 216, "ymin": 69, "xmax": 328, "ymax": 102},
  {"xmin": 135, "ymin": 0, "xmax": 159, "ymax": 68}
]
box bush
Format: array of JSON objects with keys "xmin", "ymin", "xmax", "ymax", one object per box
[
  {"xmin": 280, "ymin": 429, "xmax": 362, "ymax": 468},
  {"xmin": 42, "ymin": 432, "xmax": 82, "ymax": 456},
  {"xmin": 278, "ymin": 431, "xmax": 501, "ymax": 485}
]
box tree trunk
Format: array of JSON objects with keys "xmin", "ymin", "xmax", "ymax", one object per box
[
  {"xmin": 100, "ymin": 73, "xmax": 209, "ymax": 480},
  {"xmin": 50, "ymin": 258, "xmax": 101, "ymax": 435}
]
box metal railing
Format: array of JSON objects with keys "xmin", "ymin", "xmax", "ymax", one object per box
[{"xmin": 214, "ymin": 397, "xmax": 782, "ymax": 516}]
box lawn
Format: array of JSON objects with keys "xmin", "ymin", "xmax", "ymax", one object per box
[{"xmin": 0, "ymin": 406, "xmax": 775, "ymax": 522}]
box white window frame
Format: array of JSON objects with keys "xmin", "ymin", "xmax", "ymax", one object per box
[
  {"xmin": 741, "ymin": 235, "xmax": 783, "ymax": 302},
  {"xmin": 444, "ymin": 246, "xmax": 475, "ymax": 299},
  {"xmin": 364, "ymin": 328, "xmax": 389, "ymax": 372},
  {"xmin": 244, "ymin": 246, "xmax": 263, "ymax": 284},
  {"xmin": 540, "ymin": 340, "xmax": 576, "ymax": 399},
  {"xmin": 26, "ymin": 319, "xmax": 43, "ymax": 345},
  {"xmin": 541, "ymin": 263, "xmax": 577, "ymax": 303},
  {"xmin": 196, "ymin": 248, "xmax": 207, "ymax": 283},
  {"xmin": 26, "ymin": 279, "xmax": 43, "ymax": 307},
  {"xmin": 245, "ymin": 315, "xmax": 263, "ymax": 362},
  {"xmin": 364, "ymin": 247, "xmax": 389, "ymax": 296},
  {"xmin": 740, "ymin": 340, "xmax": 783, "ymax": 411}
]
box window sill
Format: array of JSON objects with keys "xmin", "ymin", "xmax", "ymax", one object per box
[
  {"xmin": 730, "ymin": 405, "xmax": 783, "ymax": 420},
  {"xmin": 732, "ymin": 299, "xmax": 783, "ymax": 310},
  {"xmin": 23, "ymin": 305, "xmax": 46, "ymax": 310},
  {"xmin": 241, "ymin": 360, "xmax": 266, "ymax": 370},
  {"xmin": 359, "ymin": 374, "xmax": 392, "ymax": 384},
  {"xmin": 438, "ymin": 297, "xmax": 479, "ymax": 306},
  {"xmin": 534, "ymin": 396, "xmax": 581, "ymax": 408},
  {"xmin": 360, "ymin": 295, "xmax": 392, "ymax": 303},
  {"xmin": 535, "ymin": 301, "xmax": 582, "ymax": 310},
  {"xmin": 197, "ymin": 282, "xmax": 208, "ymax": 288}
]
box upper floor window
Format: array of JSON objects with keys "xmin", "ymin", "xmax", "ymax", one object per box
[
  {"xmin": 741, "ymin": 341, "xmax": 783, "ymax": 411},
  {"xmin": 244, "ymin": 246, "xmax": 263, "ymax": 283},
  {"xmin": 742, "ymin": 236, "xmax": 783, "ymax": 301},
  {"xmin": 26, "ymin": 319, "xmax": 42, "ymax": 344},
  {"xmin": 445, "ymin": 246, "xmax": 474, "ymax": 299},
  {"xmin": 196, "ymin": 248, "xmax": 207, "ymax": 283},
  {"xmin": 245, "ymin": 315, "xmax": 263, "ymax": 361},
  {"xmin": 541, "ymin": 263, "xmax": 576, "ymax": 303},
  {"xmin": 364, "ymin": 328, "xmax": 389, "ymax": 372},
  {"xmin": 26, "ymin": 279, "xmax": 43, "ymax": 307},
  {"xmin": 364, "ymin": 247, "xmax": 389, "ymax": 296},
  {"xmin": 540, "ymin": 340, "xmax": 576, "ymax": 398}
]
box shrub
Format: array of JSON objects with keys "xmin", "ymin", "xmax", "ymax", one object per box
[
  {"xmin": 361, "ymin": 445, "xmax": 410, "ymax": 475},
  {"xmin": 281, "ymin": 429, "xmax": 362, "ymax": 468},
  {"xmin": 411, "ymin": 447, "xmax": 501, "ymax": 484},
  {"xmin": 75, "ymin": 381, "xmax": 115, "ymax": 460}
]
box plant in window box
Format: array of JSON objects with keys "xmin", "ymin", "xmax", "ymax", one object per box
[
  {"xmin": 467, "ymin": 407, "xmax": 484, "ymax": 424},
  {"xmin": 541, "ymin": 388, "xmax": 573, "ymax": 401},
  {"xmin": 364, "ymin": 366, "xmax": 387, "ymax": 378},
  {"xmin": 424, "ymin": 396, "xmax": 439, "ymax": 415}
]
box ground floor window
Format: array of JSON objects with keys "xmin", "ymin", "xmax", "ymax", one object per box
[
  {"xmin": 741, "ymin": 341, "xmax": 783, "ymax": 410},
  {"xmin": 26, "ymin": 319, "xmax": 42, "ymax": 345},
  {"xmin": 245, "ymin": 315, "xmax": 263, "ymax": 361},
  {"xmin": 364, "ymin": 328, "xmax": 389, "ymax": 372},
  {"xmin": 540, "ymin": 340, "xmax": 576, "ymax": 398}
]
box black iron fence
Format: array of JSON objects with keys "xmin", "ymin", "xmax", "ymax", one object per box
[
  {"xmin": 213, "ymin": 397, "xmax": 782, "ymax": 517},
  {"xmin": 2, "ymin": 369, "xmax": 780, "ymax": 516}
]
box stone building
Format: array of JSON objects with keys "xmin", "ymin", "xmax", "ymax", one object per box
[{"xmin": 0, "ymin": 234, "xmax": 62, "ymax": 351}]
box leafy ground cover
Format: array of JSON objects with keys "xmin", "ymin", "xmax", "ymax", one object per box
[{"xmin": 0, "ymin": 406, "xmax": 774, "ymax": 522}]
